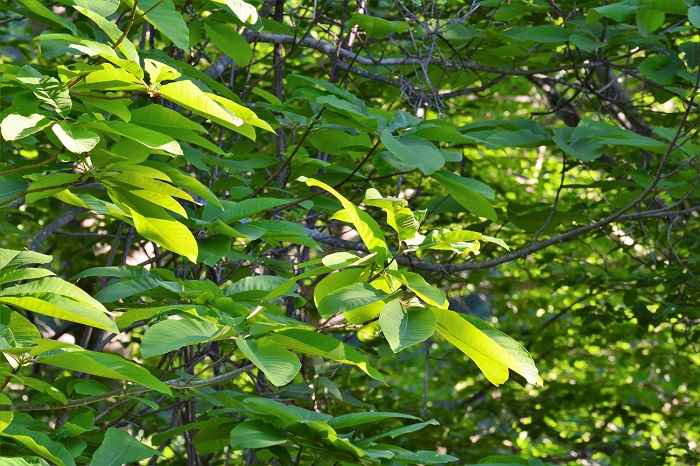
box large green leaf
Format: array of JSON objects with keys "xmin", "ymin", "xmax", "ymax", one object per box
[
  {"xmin": 0, "ymin": 114, "xmax": 52, "ymax": 141},
  {"xmin": 433, "ymin": 308, "xmax": 541, "ymax": 386},
  {"xmin": 267, "ymin": 328, "xmax": 385, "ymax": 381},
  {"xmin": 229, "ymin": 420, "xmax": 288, "ymax": 450},
  {"xmin": 211, "ymin": 0, "xmax": 258, "ymax": 23},
  {"xmin": 0, "ymin": 249, "xmax": 51, "ymax": 271},
  {"xmin": 91, "ymin": 428, "xmax": 162, "ymax": 466},
  {"xmin": 303, "ymin": 177, "xmax": 389, "ymax": 261},
  {"xmin": 130, "ymin": 104, "xmax": 204, "ymax": 132},
  {"xmin": 51, "ymin": 122, "xmax": 99, "ymax": 153},
  {"xmin": 236, "ymin": 337, "xmax": 301, "ymax": 386},
  {"xmin": 380, "ymin": 129, "xmax": 445, "ymax": 176},
  {"xmin": 14, "ymin": 0, "xmax": 77, "ymax": 33},
  {"xmin": 0, "ymin": 307, "xmax": 40, "ymax": 355},
  {"xmin": 392, "ymin": 271, "xmax": 448, "ymax": 309},
  {"xmin": 140, "ymin": 317, "xmax": 228, "ymax": 358},
  {"xmin": 87, "ymin": 121, "xmax": 183, "ymax": 155},
  {"xmin": 110, "ymin": 190, "xmax": 198, "ymax": 263},
  {"xmin": 125, "ymin": 0, "xmax": 189, "ymax": 50},
  {"xmin": 159, "ymin": 80, "xmax": 256, "ymax": 138},
  {"xmin": 317, "ymin": 282, "xmax": 392, "ymax": 320},
  {"xmin": 0, "ymin": 277, "xmax": 117, "ymax": 333},
  {"xmin": 32, "ymin": 339, "xmax": 171, "ymax": 395},
  {"xmin": 0, "ymin": 413, "xmax": 75, "ymax": 466},
  {"xmin": 205, "ymin": 22, "xmax": 252, "ymax": 65},
  {"xmin": 16, "ymin": 66, "xmax": 71, "ymax": 117},
  {"xmin": 379, "ymin": 300, "xmax": 436, "ymax": 353},
  {"xmin": 72, "ymin": 0, "xmax": 120, "ymax": 17},
  {"xmin": 432, "ymin": 171, "xmax": 497, "ymax": 222}
]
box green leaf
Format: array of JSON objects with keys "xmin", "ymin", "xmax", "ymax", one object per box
[
  {"xmin": 140, "ymin": 317, "xmax": 227, "ymax": 359},
  {"xmin": 208, "ymin": 198, "xmax": 290, "ymax": 223},
  {"xmin": 237, "ymin": 337, "xmax": 301, "ymax": 386},
  {"xmin": 569, "ymin": 34, "xmax": 605, "ymax": 52},
  {"xmin": 0, "ymin": 307, "xmax": 40, "ymax": 354},
  {"xmin": 144, "ymin": 58, "xmax": 181, "ymax": 85},
  {"xmin": 24, "ymin": 173, "xmax": 81, "ymax": 204},
  {"xmin": 690, "ymin": 6, "xmax": 700, "ymax": 28},
  {"xmin": 141, "ymin": 161, "xmax": 222, "ymax": 209},
  {"xmin": 197, "ymin": 235, "xmax": 231, "ymax": 266},
  {"xmin": 379, "ymin": 300, "xmax": 436, "ymax": 353},
  {"xmin": 87, "ymin": 121, "xmax": 183, "ymax": 155},
  {"xmin": 14, "ymin": 0, "xmax": 77, "ymax": 33},
  {"xmin": 51, "ymin": 122, "xmax": 99, "ymax": 153},
  {"xmin": 229, "ymin": 420, "xmax": 288, "ymax": 450},
  {"xmin": 317, "ymin": 282, "xmax": 392, "ymax": 320},
  {"xmin": 302, "ymin": 177, "xmax": 389, "ymax": 261},
  {"xmin": 32, "ymin": 339, "xmax": 171, "ymax": 395},
  {"xmin": 91, "ymin": 428, "xmax": 162, "ymax": 466},
  {"xmin": 0, "ymin": 114, "xmax": 52, "ymax": 141},
  {"xmin": 395, "ymin": 271, "xmax": 448, "ymax": 309},
  {"xmin": 0, "ymin": 393, "xmax": 12, "ymax": 433},
  {"xmin": 77, "ymin": 95, "xmax": 131, "ymax": 122},
  {"xmin": 111, "ymin": 191, "xmax": 198, "ymax": 263},
  {"xmin": 394, "ymin": 450, "xmax": 459, "ymax": 464},
  {"xmin": 433, "ymin": 308, "xmax": 541, "ymax": 387},
  {"xmin": 0, "ymin": 249, "xmax": 52, "ymax": 271},
  {"xmin": 205, "ymin": 22, "xmax": 253, "ymax": 65},
  {"xmin": 347, "ymin": 12, "xmax": 409, "ymax": 39},
  {"xmin": 268, "ymin": 328, "xmax": 385, "ymax": 382},
  {"xmin": 432, "ymin": 171, "xmax": 497, "ymax": 221},
  {"xmin": 380, "ymin": 129, "xmax": 445, "ymax": 176},
  {"xmin": 637, "ymin": 8, "xmax": 665, "ymax": 36},
  {"xmin": 0, "ymin": 276, "xmax": 117, "ymax": 333},
  {"xmin": 159, "ymin": 80, "xmax": 255, "ymax": 138},
  {"xmin": 73, "ymin": 0, "xmax": 120, "ymax": 17},
  {"xmin": 126, "ymin": 0, "xmax": 190, "ymax": 50},
  {"xmin": 16, "ymin": 66, "xmax": 71, "ymax": 117},
  {"xmin": 592, "ymin": 2, "xmax": 639, "ymax": 22},
  {"xmin": 212, "ymin": 0, "xmax": 259, "ymax": 23},
  {"xmin": 329, "ymin": 411, "xmax": 421, "ymax": 430},
  {"xmin": 130, "ymin": 104, "xmax": 203, "ymax": 133},
  {"xmin": 638, "ymin": 54, "xmax": 679, "ymax": 85},
  {"xmin": 0, "ymin": 413, "xmax": 75, "ymax": 466}
]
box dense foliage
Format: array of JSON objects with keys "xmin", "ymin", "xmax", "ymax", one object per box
[{"xmin": 1, "ymin": 0, "xmax": 699, "ymax": 464}]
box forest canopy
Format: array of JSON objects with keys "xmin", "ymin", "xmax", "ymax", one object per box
[{"xmin": 0, "ymin": 0, "xmax": 699, "ymax": 465}]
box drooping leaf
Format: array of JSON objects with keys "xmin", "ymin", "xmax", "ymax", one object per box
[
  {"xmin": 125, "ymin": 0, "xmax": 189, "ymax": 50},
  {"xmin": 32, "ymin": 339, "xmax": 171, "ymax": 395},
  {"xmin": 237, "ymin": 337, "xmax": 301, "ymax": 386},
  {"xmin": 268, "ymin": 328, "xmax": 385, "ymax": 381},
  {"xmin": 0, "ymin": 276, "xmax": 117, "ymax": 333},
  {"xmin": 302, "ymin": 177, "xmax": 389, "ymax": 262},
  {"xmin": 205, "ymin": 22, "xmax": 252, "ymax": 65},
  {"xmin": 433, "ymin": 308, "xmax": 541, "ymax": 386}
]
